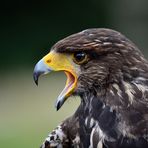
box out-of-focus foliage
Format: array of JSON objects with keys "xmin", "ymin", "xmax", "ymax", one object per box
[
  {"xmin": 0, "ymin": 0, "xmax": 148, "ymax": 147},
  {"xmin": 1, "ymin": 0, "xmax": 148, "ymax": 70},
  {"xmin": 0, "ymin": 71, "xmax": 80, "ymax": 147}
]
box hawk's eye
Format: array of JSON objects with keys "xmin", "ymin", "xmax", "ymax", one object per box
[{"xmin": 72, "ymin": 52, "xmax": 88, "ymax": 65}]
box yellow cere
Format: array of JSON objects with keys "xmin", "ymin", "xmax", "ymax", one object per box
[
  {"xmin": 42, "ymin": 51, "xmax": 78, "ymax": 98},
  {"xmin": 43, "ymin": 51, "xmax": 73, "ymax": 72}
]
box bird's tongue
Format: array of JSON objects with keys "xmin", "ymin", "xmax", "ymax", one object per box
[
  {"xmin": 55, "ymin": 71, "xmax": 76, "ymax": 110},
  {"xmin": 65, "ymin": 71, "xmax": 75, "ymax": 91}
]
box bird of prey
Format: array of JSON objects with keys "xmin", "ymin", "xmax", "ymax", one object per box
[{"xmin": 33, "ymin": 28, "xmax": 148, "ymax": 148}]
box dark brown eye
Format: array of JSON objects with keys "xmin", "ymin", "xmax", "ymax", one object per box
[{"xmin": 72, "ymin": 52, "xmax": 88, "ymax": 64}]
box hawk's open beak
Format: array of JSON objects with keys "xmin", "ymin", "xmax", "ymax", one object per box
[{"xmin": 33, "ymin": 51, "xmax": 77, "ymax": 110}]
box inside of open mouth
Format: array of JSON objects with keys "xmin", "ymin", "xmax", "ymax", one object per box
[
  {"xmin": 55, "ymin": 70, "xmax": 77, "ymax": 108},
  {"xmin": 64, "ymin": 71, "xmax": 75, "ymax": 94}
]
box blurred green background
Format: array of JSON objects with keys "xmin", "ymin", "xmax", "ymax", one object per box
[{"xmin": 0, "ymin": 0, "xmax": 148, "ymax": 147}]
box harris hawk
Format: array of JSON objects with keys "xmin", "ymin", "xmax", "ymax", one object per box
[{"xmin": 33, "ymin": 28, "xmax": 148, "ymax": 148}]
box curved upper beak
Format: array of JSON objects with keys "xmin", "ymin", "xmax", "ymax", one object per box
[{"xmin": 33, "ymin": 59, "xmax": 52, "ymax": 85}]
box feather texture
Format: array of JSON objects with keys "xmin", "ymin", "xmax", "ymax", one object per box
[{"xmin": 40, "ymin": 29, "xmax": 148, "ymax": 148}]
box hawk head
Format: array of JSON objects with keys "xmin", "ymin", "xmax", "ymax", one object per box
[{"xmin": 33, "ymin": 28, "xmax": 148, "ymax": 110}]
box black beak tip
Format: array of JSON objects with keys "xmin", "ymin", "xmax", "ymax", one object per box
[
  {"xmin": 33, "ymin": 72, "xmax": 39, "ymax": 86},
  {"xmin": 35, "ymin": 79, "xmax": 38, "ymax": 86},
  {"xmin": 56, "ymin": 101, "xmax": 63, "ymax": 111},
  {"xmin": 56, "ymin": 102, "xmax": 61, "ymax": 111}
]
